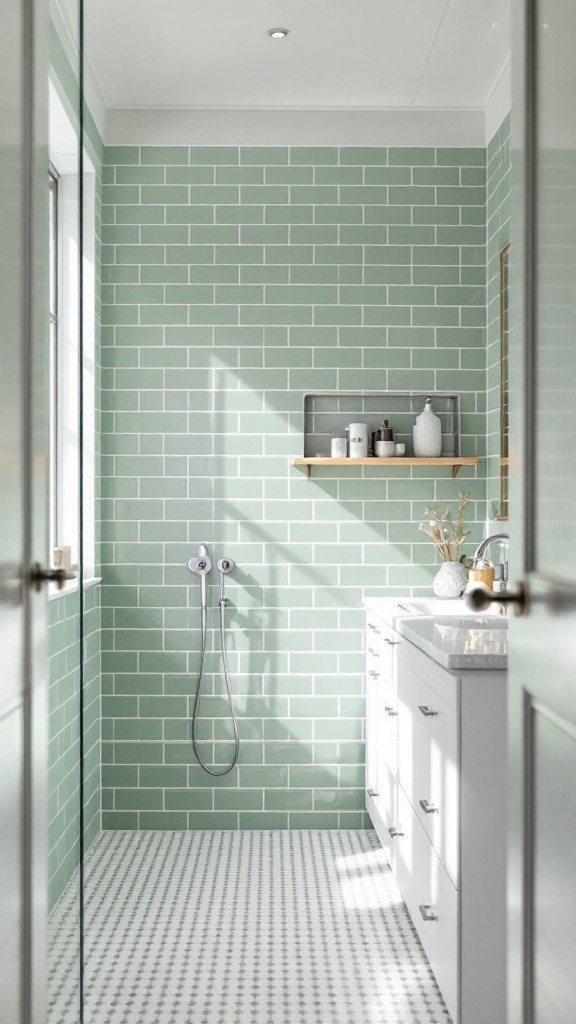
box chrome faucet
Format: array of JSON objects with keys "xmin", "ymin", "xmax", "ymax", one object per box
[{"xmin": 473, "ymin": 533, "xmax": 509, "ymax": 587}]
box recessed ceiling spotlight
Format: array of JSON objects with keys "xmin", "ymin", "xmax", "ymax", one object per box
[{"xmin": 268, "ymin": 27, "xmax": 289, "ymax": 38}]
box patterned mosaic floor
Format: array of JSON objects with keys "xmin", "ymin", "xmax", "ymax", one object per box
[{"xmin": 48, "ymin": 830, "xmax": 451, "ymax": 1024}]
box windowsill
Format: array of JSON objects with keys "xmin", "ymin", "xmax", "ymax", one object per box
[{"xmin": 48, "ymin": 575, "xmax": 102, "ymax": 601}]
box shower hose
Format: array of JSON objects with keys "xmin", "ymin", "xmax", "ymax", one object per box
[{"xmin": 192, "ymin": 595, "xmax": 240, "ymax": 776}]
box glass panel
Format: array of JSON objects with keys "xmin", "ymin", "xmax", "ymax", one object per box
[
  {"xmin": 47, "ymin": 0, "xmax": 83, "ymax": 1021},
  {"xmin": 535, "ymin": 1, "xmax": 576, "ymax": 580},
  {"xmin": 533, "ymin": 710, "xmax": 576, "ymax": 1022}
]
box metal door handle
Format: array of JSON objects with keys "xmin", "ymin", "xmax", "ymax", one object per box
[
  {"xmin": 368, "ymin": 623, "xmax": 381, "ymax": 633},
  {"xmin": 419, "ymin": 904, "xmax": 437, "ymax": 922},
  {"xmin": 368, "ymin": 669, "xmax": 380, "ymax": 678},
  {"xmin": 418, "ymin": 705, "xmax": 437, "ymax": 717},
  {"xmin": 388, "ymin": 826, "xmax": 404, "ymax": 838},
  {"xmin": 384, "ymin": 638, "xmax": 400, "ymax": 645},
  {"xmin": 465, "ymin": 581, "xmax": 527, "ymax": 617},
  {"xmin": 29, "ymin": 562, "xmax": 77, "ymax": 592},
  {"xmin": 367, "ymin": 788, "xmax": 379, "ymax": 798},
  {"xmin": 386, "ymin": 707, "xmax": 398, "ymax": 716},
  {"xmin": 419, "ymin": 799, "xmax": 439, "ymax": 814}
]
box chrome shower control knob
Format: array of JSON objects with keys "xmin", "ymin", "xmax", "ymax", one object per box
[
  {"xmin": 188, "ymin": 554, "xmax": 212, "ymax": 575},
  {"xmin": 217, "ymin": 557, "xmax": 235, "ymax": 574}
]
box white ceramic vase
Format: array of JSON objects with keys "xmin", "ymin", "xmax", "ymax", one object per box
[
  {"xmin": 413, "ymin": 398, "xmax": 442, "ymax": 457},
  {"xmin": 432, "ymin": 560, "xmax": 468, "ymax": 598}
]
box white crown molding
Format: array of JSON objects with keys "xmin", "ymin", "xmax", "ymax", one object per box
[
  {"xmin": 484, "ymin": 62, "xmax": 512, "ymax": 144},
  {"xmin": 105, "ymin": 107, "xmax": 487, "ymax": 148}
]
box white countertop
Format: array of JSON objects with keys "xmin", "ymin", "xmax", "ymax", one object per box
[{"xmin": 363, "ymin": 597, "xmax": 508, "ymax": 671}]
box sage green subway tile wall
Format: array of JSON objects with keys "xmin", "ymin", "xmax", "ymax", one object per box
[
  {"xmin": 486, "ymin": 116, "xmax": 511, "ymax": 518},
  {"xmin": 48, "ymin": 586, "xmax": 100, "ymax": 910},
  {"xmin": 100, "ymin": 145, "xmax": 487, "ymax": 829}
]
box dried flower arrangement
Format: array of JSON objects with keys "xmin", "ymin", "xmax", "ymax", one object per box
[{"xmin": 419, "ymin": 492, "xmax": 471, "ymax": 562}]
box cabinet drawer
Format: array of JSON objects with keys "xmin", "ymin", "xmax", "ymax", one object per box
[
  {"xmin": 366, "ymin": 763, "xmax": 398, "ymax": 871},
  {"xmin": 395, "ymin": 785, "xmax": 459, "ymax": 1024},
  {"xmin": 398, "ymin": 659, "xmax": 460, "ymax": 888}
]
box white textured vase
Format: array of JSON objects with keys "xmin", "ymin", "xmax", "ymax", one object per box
[
  {"xmin": 432, "ymin": 560, "xmax": 468, "ymax": 598},
  {"xmin": 413, "ymin": 398, "xmax": 442, "ymax": 457}
]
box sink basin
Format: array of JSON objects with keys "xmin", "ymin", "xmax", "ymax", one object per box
[
  {"xmin": 431, "ymin": 615, "xmax": 507, "ymax": 631},
  {"xmin": 396, "ymin": 609, "xmax": 508, "ymax": 670},
  {"xmin": 398, "ymin": 598, "xmax": 503, "ymax": 618}
]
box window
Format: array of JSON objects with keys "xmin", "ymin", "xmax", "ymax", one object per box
[
  {"xmin": 49, "ymin": 169, "xmax": 59, "ymax": 556},
  {"xmin": 48, "ymin": 79, "xmax": 97, "ymax": 585}
]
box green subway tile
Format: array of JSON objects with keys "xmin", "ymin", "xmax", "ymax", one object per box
[
  {"xmin": 166, "ymin": 206, "xmax": 215, "ymax": 224},
  {"xmin": 239, "ymin": 812, "xmax": 288, "ymax": 829},
  {"xmin": 165, "ymin": 245, "xmax": 214, "ymax": 264},
  {"xmin": 241, "ymin": 265, "xmax": 289, "ymax": 284},
  {"xmin": 116, "ymin": 245, "xmax": 165, "ymax": 265},
  {"xmin": 140, "ymin": 147, "xmax": 189, "ymax": 164},
  {"xmin": 188, "ymin": 812, "xmax": 238, "ymax": 828},
  {"xmin": 215, "ymin": 205, "xmax": 264, "ymax": 224},
  {"xmin": 239, "ymin": 767, "xmax": 288, "ymax": 787},
  {"xmin": 265, "ymin": 244, "xmax": 313, "ymax": 265},
  {"xmin": 265, "ymin": 166, "xmax": 313, "ymax": 184},
  {"xmin": 102, "ymin": 812, "xmax": 138, "ymax": 830},
  {"xmin": 112, "ymin": 742, "xmax": 163, "ymax": 764},
  {"xmin": 240, "ymin": 305, "xmax": 312, "ymax": 326},
  {"xmin": 139, "ymin": 812, "xmax": 188, "ymax": 829},
  {"xmin": 339, "ymin": 147, "xmax": 387, "ymax": 164},
  {"xmin": 315, "ymin": 205, "xmax": 363, "ymax": 224},
  {"xmin": 216, "ymin": 165, "xmax": 263, "ymax": 184},
  {"xmin": 167, "ymin": 166, "xmax": 214, "ymax": 184},
  {"xmin": 115, "ymin": 205, "xmax": 164, "ymax": 224},
  {"xmin": 165, "ymin": 790, "xmax": 213, "ymax": 810},
  {"xmin": 437, "ymin": 147, "xmax": 485, "ymax": 166},
  {"xmin": 189, "ymin": 147, "xmax": 239, "ymax": 165},
  {"xmin": 389, "ymin": 147, "xmax": 435, "ymax": 166},
  {"xmin": 215, "ymin": 244, "xmax": 263, "ymax": 264},
  {"xmin": 140, "ymin": 226, "xmax": 188, "ymax": 244},
  {"xmin": 364, "ymin": 166, "xmax": 411, "ymax": 184},
  {"xmin": 265, "ymin": 205, "xmax": 313, "ymax": 224},
  {"xmin": 214, "ymin": 790, "xmax": 263, "ymax": 811},
  {"xmin": 102, "ymin": 185, "xmax": 140, "ymax": 204},
  {"xmin": 315, "ymin": 245, "xmax": 362, "ymax": 265},
  {"xmin": 102, "ymin": 765, "xmax": 138, "ymax": 788},
  {"xmin": 240, "ymin": 147, "xmax": 288, "ymax": 165},
  {"xmin": 314, "ymin": 788, "xmax": 365, "ymax": 810},
  {"xmin": 101, "ymin": 225, "xmax": 139, "ymax": 244},
  {"xmin": 389, "ymin": 185, "xmax": 435, "ymax": 205},
  {"xmin": 188, "ymin": 264, "xmax": 239, "ymax": 283},
  {"xmin": 105, "ymin": 146, "xmax": 140, "ymax": 164},
  {"xmin": 241, "ymin": 225, "xmax": 289, "ymax": 244},
  {"xmin": 240, "ymin": 185, "xmax": 289, "ymax": 204},
  {"xmin": 264, "ymin": 742, "xmax": 313, "ymax": 765},
  {"xmin": 265, "ymin": 790, "xmax": 312, "ymax": 810},
  {"xmin": 115, "ymin": 789, "xmax": 163, "ymax": 811},
  {"xmin": 141, "ymin": 185, "xmax": 189, "ymax": 204},
  {"xmin": 115, "ymin": 165, "xmax": 164, "ymax": 184},
  {"xmin": 289, "ymin": 812, "xmax": 340, "ymax": 828}
]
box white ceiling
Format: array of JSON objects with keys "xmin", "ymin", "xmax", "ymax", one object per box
[{"xmin": 82, "ymin": 0, "xmax": 510, "ymax": 112}]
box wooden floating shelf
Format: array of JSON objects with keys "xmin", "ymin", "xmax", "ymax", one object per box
[{"xmin": 291, "ymin": 456, "xmax": 481, "ymax": 480}]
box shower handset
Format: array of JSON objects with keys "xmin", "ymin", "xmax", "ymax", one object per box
[
  {"xmin": 217, "ymin": 557, "xmax": 235, "ymax": 604},
  {"xmin": 186, "ymin": 545, "xmax": 239, "ymax": 777},
  {"xmin": 187, "ymin": 543, "xmax": 212, "ymax": 610}
]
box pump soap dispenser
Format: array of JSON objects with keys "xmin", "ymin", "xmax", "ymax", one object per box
[{"xmin": 413, "ymin": 398, "xmax": 442, "ymax": 458}]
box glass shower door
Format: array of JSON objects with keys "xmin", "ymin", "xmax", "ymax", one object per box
[{"xmin": 47, "ymin": 0, "xmax": 84, "ymax": 1020}]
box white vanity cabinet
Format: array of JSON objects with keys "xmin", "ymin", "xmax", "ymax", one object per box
[{"xmin": 365, "ymin": 602, "xmax": 507, "ymax": 1024}]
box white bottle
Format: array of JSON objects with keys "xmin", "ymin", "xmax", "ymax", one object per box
[
  {"xmin": 412, "ymin": 398, "xmax": 442, "ymax": 457},
  {"xmin": 346, "ymin": 423, "xmax": 368, "ymax": 458}
]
